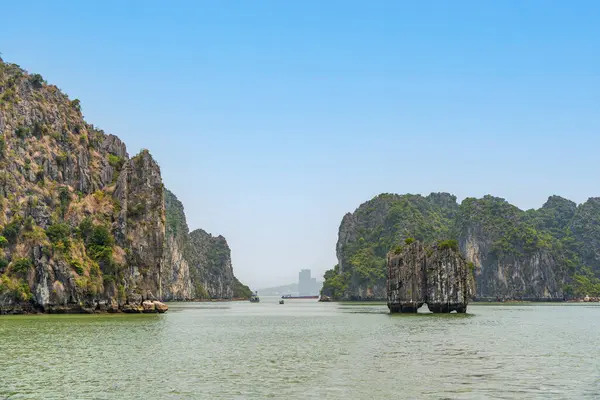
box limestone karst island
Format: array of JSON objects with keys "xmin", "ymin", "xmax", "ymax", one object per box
[
  {"xmin": 320, "ymin": 193, "xmax": 600, "ymax": 304},
  {"xmin": 387, "ymin": 239, "xmax": 473, "ymax": 314},
  {"xmin": 0, "ymin": 58, "xmax": 251, "ymax": 314}
]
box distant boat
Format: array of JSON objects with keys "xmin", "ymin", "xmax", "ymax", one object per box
[
  {"xmin": 281, "ymin": 294, "xmax": 319, "ymax": 299},
  {"xmin": 279, "ymin": 300, "xmax": 284, "ymax": 304},
  {"xmin": 249, "ymin": 292, "xmax": 260, "ymax": 303}
]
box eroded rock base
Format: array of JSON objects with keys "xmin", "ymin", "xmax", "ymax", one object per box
[
  {"xmin": 389, "ymin": 303, "xmax": 424, "ymax": 313},
  {"xmin": 427, "ymin": 304, "xmax": 466, "ymax": 313}
]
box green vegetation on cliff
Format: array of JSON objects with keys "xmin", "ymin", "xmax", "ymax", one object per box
[
  {"xmin": 0, "ymin": 56, "xmax": 249, "ymax": 311},
  {"xmin": 233, "ymin": 277, "xmax": 252, "ymax": 298},
  {"xmin": 0, "ymin": 58, "xmax": 135, "ymax": 308},
  {"xmin": 569, "ymin": 198, "xmax": 600, "ymax": 274},
  {"xmin": 564, "ymin": 266, "xmax": 600, "ymax": 298},
  {"xmin": 457, "ymin": 196, "xmax": 558, "ymax": 257},
  {"xmin": 186, "ymin": 229, "xmax": 241, "ymax": 299},
  {"xmin": 328, "ymin": 193, "xmax": 457, "ymax": 299},
  {"xmin": 323, "ymin": 193, "xmax": 600, "ymax": 300},
  {"xmin": 164, "ymin": 189, "xmax": 189, "ymax": 239},
  {"xmin": 321, "ymin": 265, "xmax": 349, "ymax": 299},
  {"xmin": 0, "ymin": 56, "xmax": 251, "ymax": 312}
]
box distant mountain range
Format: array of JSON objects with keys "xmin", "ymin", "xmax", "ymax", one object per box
[{"xmin": 258, "ymin": 282, "xmax": 323, "ymax": 296}]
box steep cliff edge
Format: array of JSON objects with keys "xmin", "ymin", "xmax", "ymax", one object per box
[
  {"xmin": 324, "ymin": 192, "xmax": 600, "ymax": 301},
  {"xmin": 456, "ymin": 196, "xmax": 565, "ymax": 300},
  {"xmin": 186, "ymin": 229, "xmax": 251, "ymax": 299},
  {"xmin": 0, "ymin": 59, "xmax": 167, "ymax": 312},
  {"xmin": 161, "ymin": 189, "xmax": 193, "ymax": 300},
  {"xmin": 424, "ymin": 241, "xmax": 474, "ymax": 312},
  {"xmin": 569, "ymin": 198, "xmax": 600, "ymax": 273},
  {"xmin": 113, "ymin": 150, "xmax": 165, "ymax": 302},
  {"xmin": 386, "ymin": 240, "xmax": 426, "ymax": 312},
  {"xmin": 162, "ymin": 190, "xmax": 251, "ymax": 300},
  {"xmin": 0, "ymin": 58, "xmax": 250, "ymax": 313}
]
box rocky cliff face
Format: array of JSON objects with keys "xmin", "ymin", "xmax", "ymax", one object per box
[
  {"xmin": 326, "ymin": 193, "xmax": 457, "ymax": 300},
  {"xmin": 387, "ymin": 240, "xmax": 472, "ymax": 313},
  {"xmin": 161, "ymin": 190, "xmax": 252, "ymax": 300},
  {"xmin": 0, "ymin": 58, "xmax": 249, "ymax": 313},
  {"xmin": 456, "ymin": 196, "xmax": 565, "ymax": 300},
  {"xmin": 113, "ymin": 150, "xmax": 165, "ymax": 301},
  {"xmin": 0, "ymin": 59, "xmax": 168, "ymax": 312},
  {"xmin": 387, "ymin": 241, "xmax": 426, "ymax": 312},
  {"xmin": 324, "ymin": 192, "xmax": 600, "ymax": 301},
  {"xmin": 425, "ymin": 242, "xmax": 473, "ymax": 312},
  {"xmin": 186, "ymin": 230, "xmax": 235, "ymax": 299},
  {"xmin": 161, "ymin": 189, "xmax": 193, "ymax": 300},
  {"xmin": 569, "ymin": 198, "xmax": 600, "ymax": 273}
]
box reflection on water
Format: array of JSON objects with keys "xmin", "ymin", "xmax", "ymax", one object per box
[{"xmin": 1, "ymin": 298, "xmax": 599, "ymax": 399}]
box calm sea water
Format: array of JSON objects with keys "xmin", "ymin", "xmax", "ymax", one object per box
[{"xmin": 1, "ymin": 298, "xmax": 599, "ymax": 399}]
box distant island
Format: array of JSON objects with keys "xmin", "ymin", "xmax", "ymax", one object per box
[{"xmin": 322, "ymin": 193, "xmax": 600, "ymax": 302}]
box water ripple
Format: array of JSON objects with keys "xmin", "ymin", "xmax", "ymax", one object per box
[{"xmin": 0, "ymin": 300, "xmax": 599, "ymax": 399}]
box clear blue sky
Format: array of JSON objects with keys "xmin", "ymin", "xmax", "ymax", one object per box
[{"xmin": 1, "ymin": 1, "xmax": 599, "ymax": 288}]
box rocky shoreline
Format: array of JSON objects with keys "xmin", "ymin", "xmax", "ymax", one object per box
[
  {"xmin": 0, "ymin": 298, "xmax": 263, "ymax": 314},
  {"xmin": 0, "ymin": 300, "xmax": 169, "ymax": 315},
  {"xmin": 567, "ymin": 296, "xmax": 600, "ymax": 303}
]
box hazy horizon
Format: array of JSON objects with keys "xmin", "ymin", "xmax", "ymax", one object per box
[{"xmin": 2, "ymin": 1, "xmax": 598, "ymax": 289}]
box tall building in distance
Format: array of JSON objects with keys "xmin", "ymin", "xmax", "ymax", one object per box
[{"xmin": 298, "ymin": 269, "xmax": 318, "ymax": 296}]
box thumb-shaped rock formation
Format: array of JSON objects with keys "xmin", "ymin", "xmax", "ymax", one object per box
[
  {"xmin": 387, "ymin": 241, "xmax": 426, "ymax": 313},
  {"xmin": 387, "ymin": 240, "xmax": 474, "ymax": 313},
  {"xmin": 425, "ymin": 242, "xmax": 473, "ymax": 313}
]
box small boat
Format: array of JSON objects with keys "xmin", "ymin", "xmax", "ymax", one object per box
[
  {"xmin": 249, "ymin": 291, "xmax": 260, "ymax": 303},
  {"xmin": 279, "ymin": 300, "xmax": 284, "ymax": 304}
]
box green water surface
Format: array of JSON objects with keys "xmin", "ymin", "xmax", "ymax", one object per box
[{"xmin": 1, "ymin": 299, "xmax": 599, "ymax": 399}]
